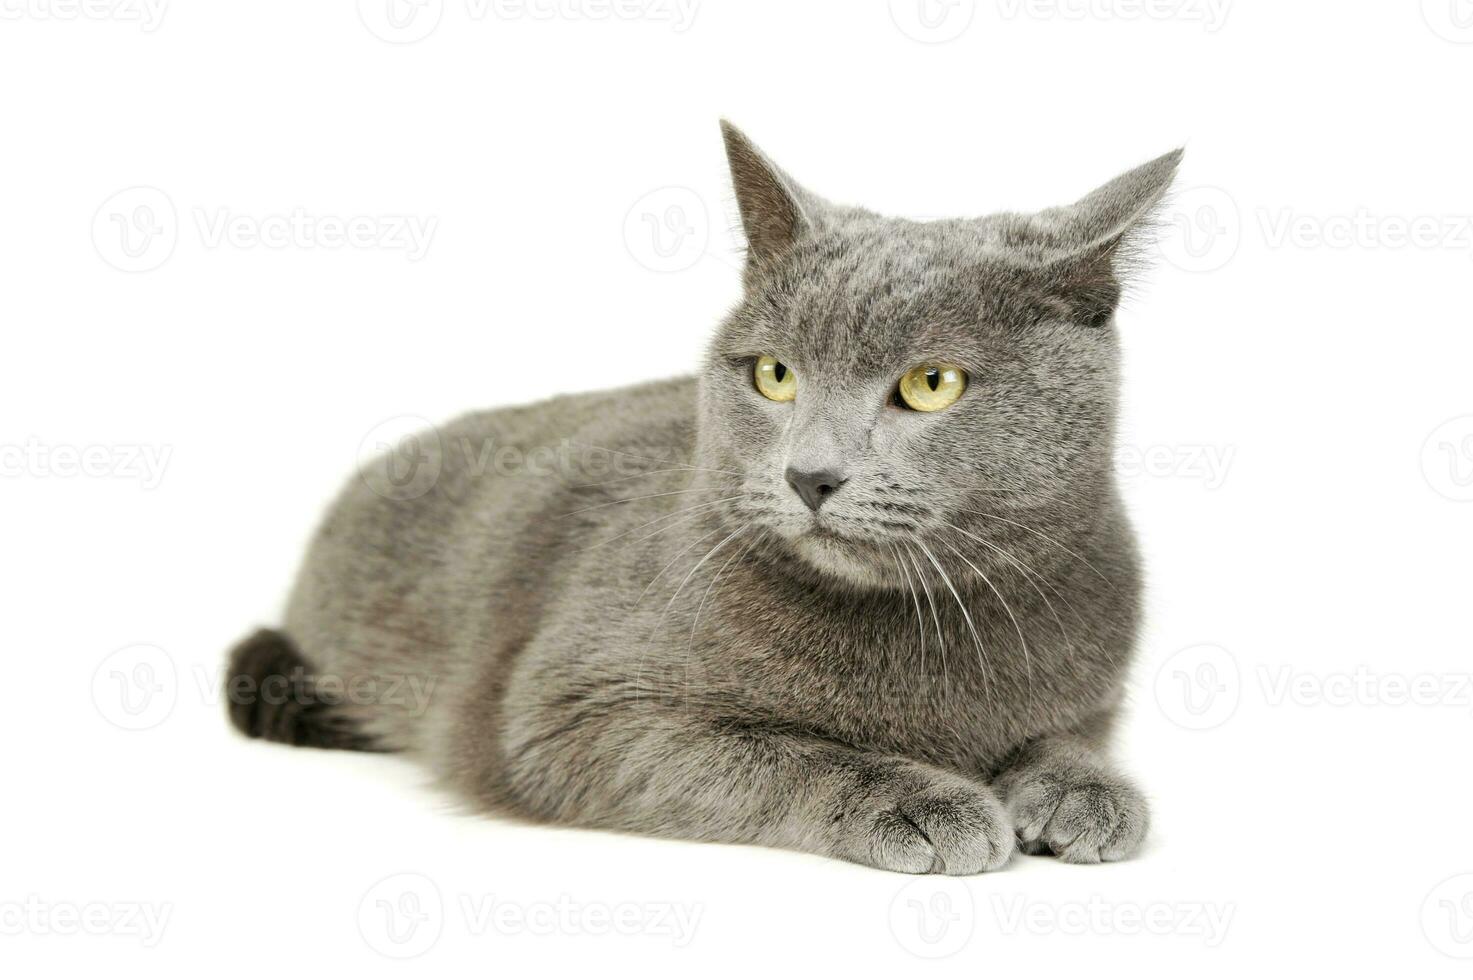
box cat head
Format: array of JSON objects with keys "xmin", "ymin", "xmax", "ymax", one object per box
[{"xmin": 697, "ymin": 121, "xmax": 1180, "ymax": 587}]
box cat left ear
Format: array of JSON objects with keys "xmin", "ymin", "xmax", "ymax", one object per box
[
  {"xmin": 1028, "ymin": 148, "xmax": 1184, "ymax": 327},
  {"xmin": 720, "ymin": 121, "xmax": 820, "ymax": 286}
]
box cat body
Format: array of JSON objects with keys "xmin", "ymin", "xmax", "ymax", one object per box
[{"xmin": 229, "ymin": 124, "xmax": 1178, "ymax": 873}]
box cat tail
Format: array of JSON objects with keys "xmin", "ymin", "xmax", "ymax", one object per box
[{"xmin": 224, "ymin": 628, "xmax": 384, "ymax": 751}]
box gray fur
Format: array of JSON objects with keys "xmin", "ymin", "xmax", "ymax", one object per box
[{"xmin": 235, "ymin": 122, "xmax": 1180, "ymax": 874}]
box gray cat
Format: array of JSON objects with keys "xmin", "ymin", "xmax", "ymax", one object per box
[{"xmin": 227, "ymin": 122, "xmax": 1180, "ymax": 874}]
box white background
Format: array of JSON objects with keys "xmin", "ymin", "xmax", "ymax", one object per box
[{"xmin": 4, "ymin": 0, "xmax": 1473, "ymax": 975}]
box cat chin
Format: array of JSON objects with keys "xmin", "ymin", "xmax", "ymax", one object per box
[{"xmin": 789, "ymin": 533, "xmax": 893, "ymax": 590}]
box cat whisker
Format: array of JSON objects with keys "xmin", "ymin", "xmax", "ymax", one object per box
[
  {"xmin": 890, "ymin": 542, "xmax": 943, "ymax": 690},
  {"xmin": 887, "ymin": 543, "xmax": 924, "ymax": 656},
  {"xmin": 939, "ymin": 520, "xmax": 1085, "ymax": 662},
  {"xmin": 572, "ymin": 467, "xmax": 714, "ymax": 490},
  {"xmin": 574, "ymin": 495, "xmax": 745, "ymax": 552},
  {"xmin": 915, "ymin": 539, "xmax": 990, "ymax": 698},
  {"xmin": 971, "ymin": 486, "xmax": 1075, "ymax": 508},
  {"xmin": 903, "ymin": 543, "xmax": 947, "ymax": 681},
  {"xmin": 628, "ymin": 522, "xmax": 750, "ymax": 700},
  {"xmin": 940, "ymin": 538, "xmax": 1033, "ymax": 707},
  {"xmin": 860, "ymin": 500, "xmax": 929, "ymax": 516},
  {"xmin": 901, "ymin": 542, "xmax": 948, "ymax": 680},
  {"xmin": 564, "ymin": 442, "xmax": 745, "ymax": 479},
  {"xmin": 647, "ymin": 522, "xmax": 751, "ymax": 651},
  {"xmin": 860, "ymin": 486, "xmax": 1069, "ymax": 515},
  {"xmin": 951, "ymin": 508, "xmax": 1114, "ymax": 587},
  {"xmin": 560, "ymin": 485, "xmax": 735, "ymax": 518},
  {"xmin": 688, "ymin": 530, "xmax": 762, "ymax": 655},
  {"xmin": 629, "ymin": 524, "xmax": 726, "ymax": 611},
  {"xmin": 940, "ymin": 523, "xmax": 1124, "ymax": 675}
]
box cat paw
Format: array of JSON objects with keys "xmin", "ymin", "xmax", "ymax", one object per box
[
  {"xmin": 1000, "ymin": 763, "xmax": 1149, "ymax": 863},
  {"xmin": 829, "ymin": 764, "xmax": 1014, "ymax": 875}
]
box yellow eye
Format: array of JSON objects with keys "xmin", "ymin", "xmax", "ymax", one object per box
[
  {"xmin": 897, "ymin": 363, "xmax": 967, "ymax": 412},
  {"xmin": 754, "ymin": 356, "xmax": 797, "ymax": 402}
]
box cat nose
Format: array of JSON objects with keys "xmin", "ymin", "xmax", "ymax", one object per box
[{"xmin": 785, "ymin": 467, "xmax": 846, "ymax": 512}]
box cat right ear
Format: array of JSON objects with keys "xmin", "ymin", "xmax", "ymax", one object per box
[{"xmin": 720, "ymin": 121, "xmax": 818, "ymax": 284}]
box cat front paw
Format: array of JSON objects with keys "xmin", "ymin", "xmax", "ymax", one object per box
[
  {"xmin": 829, "ymin": 763, "xmax": 1014, "ymax": 875},
  {"xmin": 1000, "ymin": 763, "xmax": 1149, "ymax": 863}
]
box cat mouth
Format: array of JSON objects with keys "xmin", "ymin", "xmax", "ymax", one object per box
[
  {"xmin": 802, "ymin": 519, "xmax": 888, "ymax": 548},
  {"xmin": 790, "ymin": 521, "xmax": 894, "ymax": 586},
  {"xmin": 802, "ymin": 518, "xmax": 853, "ymax": 543}
]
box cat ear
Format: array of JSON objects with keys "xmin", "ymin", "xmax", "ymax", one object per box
[
  {"xmin": 720, "ymin": 120, "xmax": 820, "ymax": 283},
  {"xmin": 1060, "ymin": 148, "xmax": 1184, "ymax": 251},
  {"xmin": 1022, "ymin": 149, "xmax": 1184, "ymax": 327}
]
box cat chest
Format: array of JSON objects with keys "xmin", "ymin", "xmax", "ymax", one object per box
[{"xmin": 693, "ymin": 624, "xmax": 1116, "ymax": 770}]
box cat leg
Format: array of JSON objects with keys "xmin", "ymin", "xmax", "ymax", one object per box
[
  {"xmin": 992, "ymin": 734, "xmax": 1149, "ymax": 863},
  {"xmin": 497, "ymin": 710, "xmax": 1013, "ymax": 875}
]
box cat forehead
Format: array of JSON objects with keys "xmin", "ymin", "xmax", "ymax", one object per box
[
  {"xmin": 778, "ymin": 215, "xmax": 1054, "ymax": 303},
  {"xmin": 793, "ymin": 214, "xmax": 988, "ymax": 271},
  {"xmin": 731, "ymin": 221, "xmax": 1056, "ymax": 365}
]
